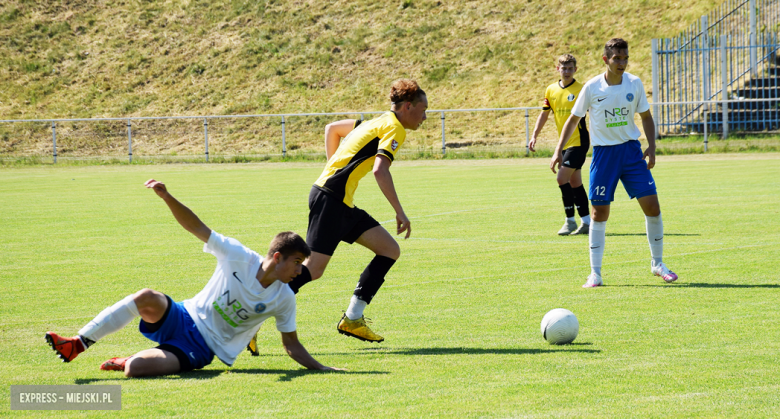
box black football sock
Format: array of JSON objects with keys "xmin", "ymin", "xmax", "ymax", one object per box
[
  {"xmin": 79, "ymin": 335, "xmax": 95, "ymax": 348},
  {"xmin": 288, "ymin": 265, "xmax": 313, "ymax": 294},
  {"xmin": 559, "ymin": 183, "xmax": 575, "ymax": 218},
  {"xmin": 354, "ymin": 256, "xmax": 396, "ymax": 304},
  {"xmin": 572, "ymin": 185, "xmax": 590, "ymax": 218}
]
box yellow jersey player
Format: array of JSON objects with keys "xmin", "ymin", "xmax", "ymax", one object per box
[
  {"xmin": 286, "ymin": 79, "xmax": 428, "ymax": 343},
  {"xmin": 529, "ymin": 54, "xmax": 591, "ymax": 236}
]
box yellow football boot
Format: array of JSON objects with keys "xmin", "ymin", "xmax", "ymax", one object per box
[
  {"xmin": 246, "ymin": 333, "xmax": 259, "ymax": 356},
  {"xmin": 337, "ymin": 314, "xmax": 384, "ymax": 343}
]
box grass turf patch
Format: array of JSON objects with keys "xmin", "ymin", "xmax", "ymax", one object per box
[{"xmin": 1, "ymin": 155, "xmax": 779, "ymax": 417}]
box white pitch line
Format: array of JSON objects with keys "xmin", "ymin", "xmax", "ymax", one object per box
[
  {"xmin": 379, "ymin": 204, "xmax": 519, "ymax": 224},
  {"xmin": 307, "ymin": 241, "xmax": 780, "ymax": 293},
  {"xmin": 22, "ymin": 244, "xmax": 778, "ymax": 327},
  {"xmin": 407, "ymin": 237, "xmax": 728, "ymax": 246},
  {"xmin": 410, "ymin": 237, "xmax": 579, "ymax": 245}
]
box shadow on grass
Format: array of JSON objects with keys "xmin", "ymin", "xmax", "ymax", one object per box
[
  {"xmin": 355, "ymin": 345, "xmax": 600, "ymax": 355},
  {"xmin": 229, "ymin": 368, "xmax": 386, "ymax": 382},
  {"xmin": 612, "ymin": 283, "xmax": 780, "ymax": 288},
  {"xmin": 684, "ymin": 282, "xmax": 780, "ymax": 288},
  {"xmin": 74, "ymin": 368, "xmax": 382, "ymax": 384},
  {"xmin": 605, "ymin": 233, "xmax": 701, "ymax": 237}
]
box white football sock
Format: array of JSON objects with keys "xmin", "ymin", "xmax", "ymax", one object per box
[
  {"xmin": 646, "ymin": 213, "xmax": 663, "ymax": 265},
  {"xmin": 566, "ymin": 216, "xmax": 575, "ymax": 222},
  {"xmin": 345, "ymin": 295, "xmax": 367, "ymax": 321},
  {"xmin": 581, "ymin": 215, "xmax": 591, "ymax": 225},
  {"xmin": 78, "ymin": 295, "xmax": 139, "ymax": 342},
  {"xmin": 589, "ymin": 221, "xmax": 607, "ymax": 276}
]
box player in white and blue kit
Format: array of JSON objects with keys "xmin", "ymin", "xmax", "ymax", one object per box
[
  {"xmin": 45, "ymin": 179, "xmax": 342, "ymax": 376},
  {"xmin": 552, "ymin": 38, "xmax": 678, "ymax": 287}
]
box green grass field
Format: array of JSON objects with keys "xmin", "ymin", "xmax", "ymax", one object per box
[{"xmin": 2, "ymin": 155, "xmax": 779, "ymax": 417}]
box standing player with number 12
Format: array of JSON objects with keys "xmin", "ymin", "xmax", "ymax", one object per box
[{"xmin": 552, "ymin": 38, "xmax": 678, "ymax": 288}]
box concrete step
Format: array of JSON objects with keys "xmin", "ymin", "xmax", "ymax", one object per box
[
  {"xmin": 705, "ymin": 110, "xmax": 780, "ymax": 121},
  {"xmin": 679, "ymin": 120, "xmax": 780, "ymax": 131},
  {"xmin": 746, "ymin": 77, "xmax": 780, "ymax": 88},
  {"xmin": 732, "ymin": 88, "xmax": 780, "ymax": 99}
]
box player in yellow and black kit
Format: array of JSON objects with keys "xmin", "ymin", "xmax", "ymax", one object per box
[
  {"xmin": 287, "ymin": 79, "xmax": 427, "ymax": 343},
  {"xmin": 530, "ymin": 54, "xmax": 592, "ymax": 236}
]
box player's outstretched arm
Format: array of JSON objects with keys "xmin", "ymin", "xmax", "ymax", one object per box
[
  {"xmin": 281, "ymin": 331, "xmax": 344, "ymax": 371},
  {"xmin": 144, "ymin": 179, "xmax": 212, "ymax": 243},
  {"xmin": 373, "ymin": 155, "xmax": 411, "ymax": 239},
  {"xmin": 551, "ymin": 115, "xmax": 582, "ymax": 174},
  {"xmin": 639, "ymin": 110, "xmax": 656, "ymax": 169},
  {"xmin": 324, "ymin": 119, "xmax": 356, "ymax": 161}
]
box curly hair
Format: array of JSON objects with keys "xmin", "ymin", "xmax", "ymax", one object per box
[
  {"xmin": 557, "ymin": 53, "xmax": 577, "ymax": 67},
  {"xmin": 267, "ymin": 231, "xmax": 311, "ymax": 259},
  {"xmin": 604, "ymin": 38, "xmax": 629, "ymax": 58},
  {"xmin": 389, "ymin": 79, "xmax": 426, "ymax": 105}
]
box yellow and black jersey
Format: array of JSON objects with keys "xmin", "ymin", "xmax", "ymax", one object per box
[
  {"xmin": 543, "ymin": 79, "xmax": 589, "ymax": 150},
  {"xmin": 314, "ymin": 112, "xmax": 406, "ymax": 207}
]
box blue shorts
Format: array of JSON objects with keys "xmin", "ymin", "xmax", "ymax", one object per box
[
  {"xmin": 139, "ymin": 296, "xmax": 214, "ymax": 372},
  {"xmin": 589, "ymin": 140, "xmax": 657, "ymax": 205}
]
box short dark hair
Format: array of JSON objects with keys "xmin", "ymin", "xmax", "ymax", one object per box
[
  {"xmin": 267, "ymin": 231, "xmax": 310, "ymax": 259},
  {"xmin": 389, "ymin": 79, "xmax": 426, "ymax": 105},
  {"xmin": 557, "ymin": 53, "xmax": 577, "ymax": 67},
  {"xmin": 604, "ymin": 38, "xmax": 629, "ymax": 58}
]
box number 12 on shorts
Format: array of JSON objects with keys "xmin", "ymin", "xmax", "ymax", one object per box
[{"xmin": 594, "ymin": 186, "xmax": 606, "ymax": 196}]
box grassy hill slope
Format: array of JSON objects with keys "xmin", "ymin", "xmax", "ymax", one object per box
[{"xmin": 0, "ymin": 0, "xmax": 722, "ymax": 157}]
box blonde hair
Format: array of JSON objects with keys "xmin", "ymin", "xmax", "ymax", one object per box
[{"xmin": 557, "ymin": 54, "xmax": 577, "ymax": 67}]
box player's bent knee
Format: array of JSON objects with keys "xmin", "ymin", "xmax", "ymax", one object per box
[
  {"xmin": 373, "ymin": 238, "xmax": 400, "ymax": 260},
  {"xmin": 306, "ymin": 263, "xmax": 327, "ymax": 280},
  {"xmin": 133, "ymin": 289, "xmax": 168, "ymax": 319},
  {"xmin": 392, "ymin": 243, "xmax": 401, "ymax": 260},
  {"xmin": 123, "ymin": 357, "xmax": 139, "ymax": 378},
  {"xmin": 305, "ymin": 253, "xmax": 330, "ymax": 280},
  {"xmin": 309, "ymin": 268, "xmax": 324, "ymax": 281},
  {"xmin": 133, "ymin": 288, "xmax": 159, "ymax": 303}
]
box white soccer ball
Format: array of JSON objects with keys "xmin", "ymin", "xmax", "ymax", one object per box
[{"xmin": 541, "ymin": 308, "xmax": 579, "ymax": 344}]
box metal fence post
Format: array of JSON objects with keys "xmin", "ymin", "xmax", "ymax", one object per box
[
  {"xmin": 524, "ymin": 109, "xmax": 530, "ymax": 156},
  {"xmin": 204, "ymin": 118, "xmax": 209, "ymax": 162},
  {"xmin": 651, "ymin": 39, "xmax": 660, "ymax": 136},
  {"xmin": 281, "ymin": 116, "xmax": 286, "ymax": 158},
  {"xmin": 749, "ymin": 0, "xmax": 757, "ymax": 79},
  {"xmin": 51, "ymin": 122, "xmax": 57, "ymax": 163},
  {"xmin": 701, "ymin": 16, "xmax": 710, "ymax": 106},
  {"xmin": 440, "ymin": 111, "xmax": 446, "ymax": 155},
  {"xmin": 127, "ymin": 120, "xmax": 132, "ymax": 163},
  {"xmin": 721, "ymin": 34, "xmax": 729, "ymax": 140},
  {"xmin": 703, "ymin": 100, "xmax": 709, "ymax": 152}
]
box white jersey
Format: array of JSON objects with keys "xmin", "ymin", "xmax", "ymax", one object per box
[
  {"xmin": 571, "ymin": 72, "xmax": 650, "ymax": 146},
  {"xmin": 183, "ymin": 231, "xmax": 296, "ymax": 366}
]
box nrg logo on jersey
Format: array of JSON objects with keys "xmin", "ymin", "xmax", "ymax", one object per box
[
  {"xmin": 213, "ymin": 289, "xmax": 250, "ymax": 328},
  {"xmin": 604, "ymin": 107, "xmax": 630, "ymax": 128}
]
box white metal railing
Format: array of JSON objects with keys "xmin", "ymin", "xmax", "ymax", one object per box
[
  {"xmin": 654, "ymin": 97, "xmax": 779, "ymax": 151},
  {"xmin": 2, "ymin": 99, "xmax": 778, "ymax": 163},
  {"xmin": 0, "ymin": 107, "xmax": 538, "ymax": 163},
  {"xmin": 652, "ymin": 0, "xmax": 780, "ymax": 137}
]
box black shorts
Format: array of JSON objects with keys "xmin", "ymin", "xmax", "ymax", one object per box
[
  {"xmin": 561, "ymin": 143, "xmax": 589, "ymax": 170},
  {"xmin": 307, "ymin": 186, "xmax": 380, "ymax": 256}
]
